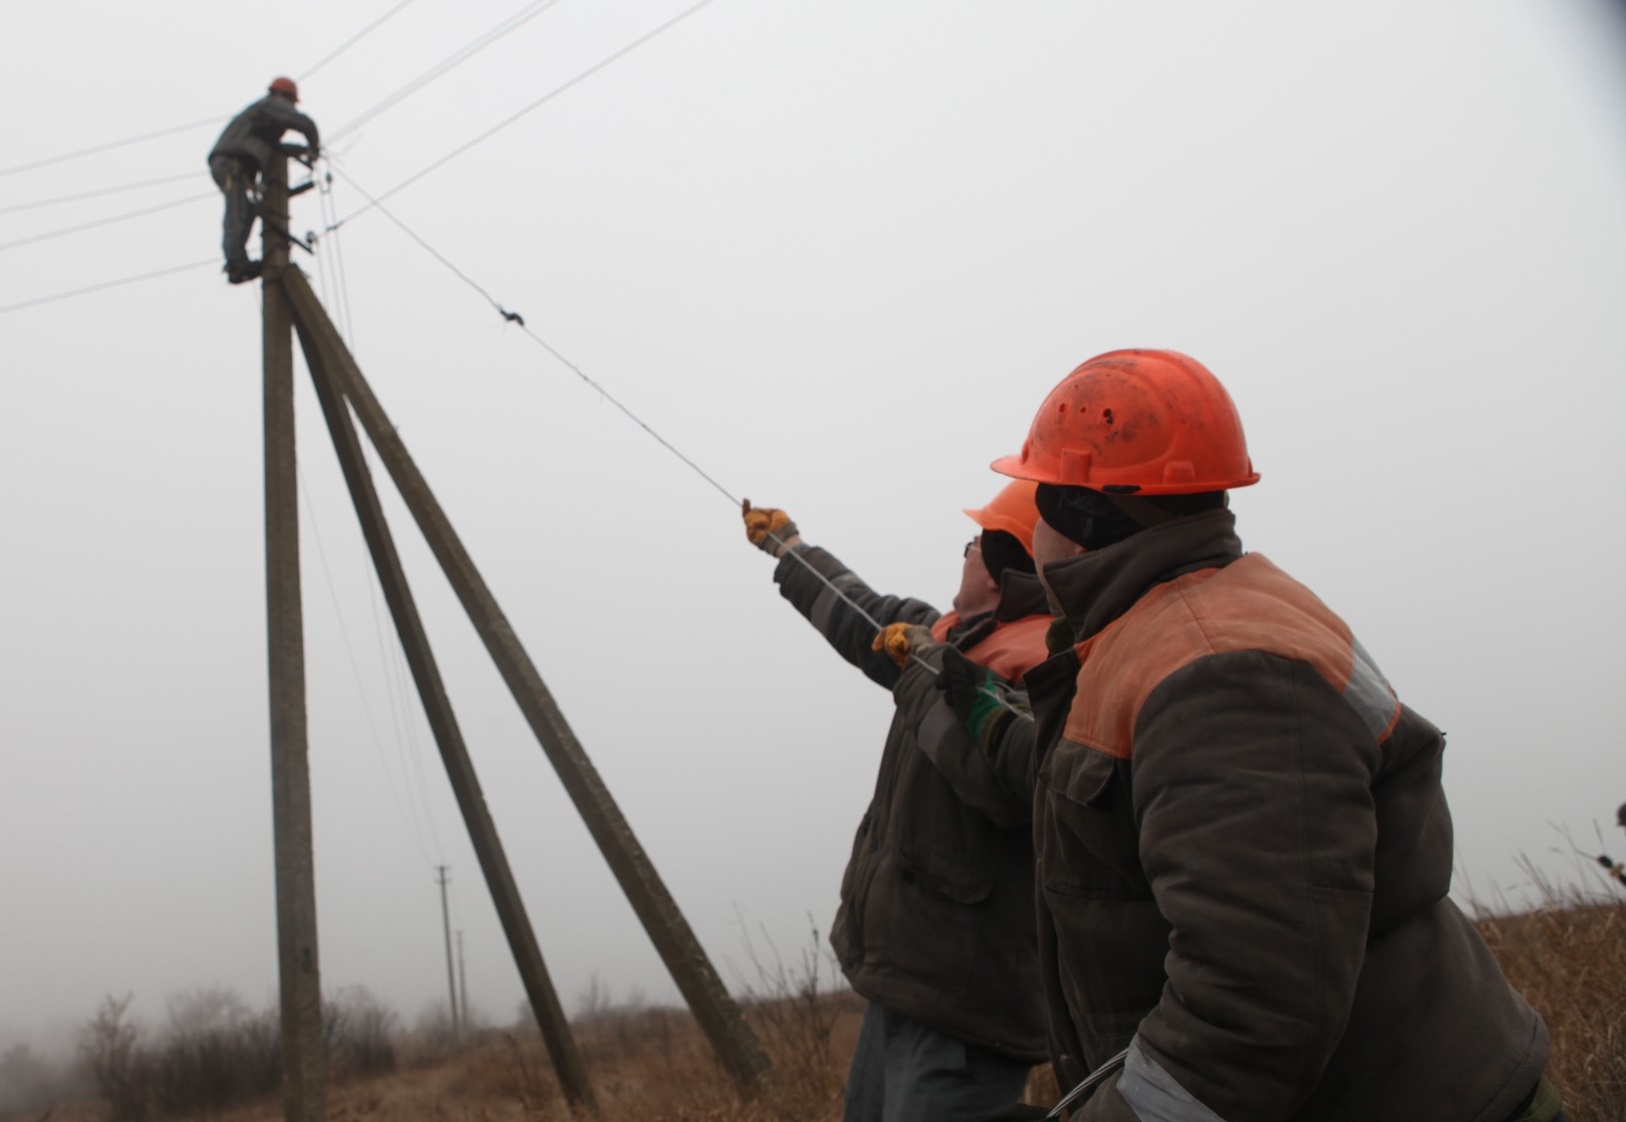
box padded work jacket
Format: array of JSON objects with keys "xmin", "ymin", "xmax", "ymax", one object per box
[
  {"xmin": 208, "ymin": 95, "xmax": 320, "ymax": 175},
  {"xmin": 775, "ymin": 545, "xmax": 1051, "ymax": 1060},
  {"xmin": 1029, "ymin": 509, "xmax": 1548, "ymax": 1121}
]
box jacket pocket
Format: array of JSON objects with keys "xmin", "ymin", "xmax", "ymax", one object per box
[
  {"xmin": 861, "ymin": 845, "xmax": 995, "ymax": 998},
  {"xmin": 1037, "ymin": 741, "xmax": 1168, "ymax": 1046},
  {"xmin": 899, "ymin": 844, "xmax": 996, "ymax": 905},
  {"xmin": 832, "ymin": 810, "xmax": 876, "ymax": 966},
  {"xmin": 1039, "ymin": 740, "xmax": 1148, "ymax": 896}
]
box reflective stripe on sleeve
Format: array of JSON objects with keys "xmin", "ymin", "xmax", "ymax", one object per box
[
  {"xmin": 1116, "ymin": 1038, "xmax": 1227, "ymax": 1122},
  {"xmin": 1345, "ymin": 637, "xmax": 1401, "ymax": 741}
]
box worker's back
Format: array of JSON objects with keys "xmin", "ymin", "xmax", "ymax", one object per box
[{"xmin": 209, "ymin": 95, "xmax": 317, "ymax": 174}]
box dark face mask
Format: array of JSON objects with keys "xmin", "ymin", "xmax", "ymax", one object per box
[
  {"xmin": 1034, "ymin": 484, "xmax": 1144, "ymax": 551},
  {"xmin": 978, "ymin": 529, "xmax": 1035, "ymax": 585}
]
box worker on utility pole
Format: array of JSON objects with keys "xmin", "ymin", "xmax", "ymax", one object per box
[
  {"xmin": 949, "ymin": 349, "xmax": 1563, "ymax": 1121},
  {"xmin": 742, "ymin": 483, "xmax": 1051, "ymax": 1122},
  {"xmin": 207, "ymin": 76, "xmax": 319, "ymax": 284}
]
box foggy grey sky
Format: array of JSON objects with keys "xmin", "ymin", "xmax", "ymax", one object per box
[{"xmin": 3, "ymin": 1, "xmax": 1624, "ymax": 1058}]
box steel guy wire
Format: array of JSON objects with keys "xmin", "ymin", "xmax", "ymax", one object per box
[
  {"xmin": 0, "ymin": 257, "xmax": 217, "ymax": 316},
  {"xmin": 303, "ymin": 173, "xmax": 447, "ymax": 864},
  {"xmin": 391, "ymin": 608, "xmax": 451, "ymax": 863},
  {"xmin": 311, "ymin": 176, "xmax": 340, "ymax": 326},
  {"xmin": 321, "ymin": 168, "xmax": 1034, "ymax": 716},
  {"xmin": 298, "ymin": 462, "xmax": 441, "ymax": 867},
  {"xmin": 326, "ymin": 180, "xmax": 361, "ymax": 347},
  {"xmin": 328, "ymin": 0, "xmax": 722, "ymax": 230},
  {"xmin": 327, "ymin": 0, "xmax": 569, "ymax": 143},
  {"xmin": 315, "ymin": 169, "xmax": 359, "ymax": 347},
  {"xmin": 299, "ymin": 0, "xmax": 427, "ymax": 81},
  {"xmin": 303, "ymin": 232, "xmax": 433, "ymax": 862},
  {"xmin": 0, "ymin": 171, "xmax": 205, "ymax": 216},
  {"xmin": 0, "ymin": 191, "xmax": 215, "ymax": 254}
]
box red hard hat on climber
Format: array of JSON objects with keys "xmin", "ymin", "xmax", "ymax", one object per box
[
  {"xmin": 268, "ymin": 76, "xmax": 300, "ymax": 102},
  {"xmin": 992, "ymin": 348, "xmax": 1259, "ymax": 496}
]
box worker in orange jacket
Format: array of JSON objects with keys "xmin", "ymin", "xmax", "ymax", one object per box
[
  {"xmin": 743, "ymin": 484, "xmax": 1051, "ymax": 1122},
  {"xmin": 941, "ymin": 349, "xmax": 1561, "ymax": 1122}
]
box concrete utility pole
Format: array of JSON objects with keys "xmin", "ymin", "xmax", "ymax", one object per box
[
  {"xmin": 280, "ymin": 268, "xmax": 771, "ymax": 1092},
  {"xmin": 437, "ymin": 867, "xmax": 460, "ymax": 1043},
  {"xmin": 457, "ymin": 931, "xmax": 469, "ymax": 1031},
  {"xmin": 261, "ymin": 153, "xmax": 325, "ymax": 1122},
  {"xmin": 290, "ymin": 292, "xmax": 597, "ymax": 1110}
]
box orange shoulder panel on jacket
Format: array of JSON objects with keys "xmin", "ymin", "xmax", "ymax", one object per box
[
  {"xmin": 1063, "ymin": 555, "xmax": 1400, "ymax": 758},
  {"xmin": 962, "ymin": 615, "xmax": 1053, "ymax": 684},
  {"xmin": 930, "ymin": 612, "xmax": 960, "ymax": 644}
]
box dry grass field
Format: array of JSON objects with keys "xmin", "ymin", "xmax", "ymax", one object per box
[{"xmin": 12, "ymin": 894, "xmax": 1623, "ymax": 1122}]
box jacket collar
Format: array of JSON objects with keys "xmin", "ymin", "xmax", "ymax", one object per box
[
  {"xmin": 947, "ymin": 569, "xmax": 1053, "ymax": 648},
  {"xmin": 1042, "ymin": 508, "xmax": 1244, "ymax": 643},
  {"xmin": 994, "ymin": 569, "xmax": 1050, "ymax": 622}
]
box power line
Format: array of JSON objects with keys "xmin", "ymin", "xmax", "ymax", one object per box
[
  {"xmin": 0, "ymin": 117, "xmax": 228, "ymax": 179},
  {"xmin": 0, "ymin": 0, "xmax": 425, "ymax": 180},
  {"xmin": 0, "ymin": 191, "xmax": 216, "ymax": 254},
  {"xmin": 0, "ymin": 171, "xmax": 204, "ymax": 216},
  {"xmin": 330, "ymin": 162, "xmax": 740, "ymax": 504},
  {"xmin": 328, "ymin": 0, "xmax": 568, "ymax": 143},
  {"xmin": 329, "ymin": 169, "xmax": 1032, "ymax": 713},
  {"xmin": 299, "ymin": 0, "xmax": 427, "ymax": 81},
  {"xmin": 316, "ymin": 175, "xmax": 957, "ymax": 685},
  {"xmin": 331, "ymin": 0, "xmax": 722, "ymax": 227},
  {"xmin": 0, "ymin": 257, "xmax": 217, "ymax": 316}
]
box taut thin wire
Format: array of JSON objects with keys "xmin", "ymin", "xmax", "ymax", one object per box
[{"xmin": 316, "ymin": 166, "xmax": 1034, "ymax": 715}]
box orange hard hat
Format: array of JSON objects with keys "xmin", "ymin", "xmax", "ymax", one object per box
[
  {"xmin": 992, "ymin": 349, "xmax": 1260, "ymax": 495},
  {"xmin": 268, "ymin": 76, "xmax": 300, "ymax": 102},
  {"xmin": 964, "ymin": 480, "xmax": 1040, "ymax": 556}
]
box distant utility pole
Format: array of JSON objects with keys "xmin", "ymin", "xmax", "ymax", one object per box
[
  {"xmin": 437, "ymin": 866, "xmax": 460, "ymax": 1043},
  {"xmin": 457, "ymin": 930, "xmax": 469, "ymax": 1030}
]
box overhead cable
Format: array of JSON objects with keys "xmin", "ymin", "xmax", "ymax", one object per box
[
  {"xmin": 0, "ymin": 0, "xmax": 426, "ymax": 180},
  {"xmin": 324, "ymin": 170, "xmax": 1034, "ymax": 715},
  {"xmin": 0, "ymin": 191, "xmax": 216, "ymax": 254},
  {"xmin": 0, "ymin": 257, "xmax": 217, "ymax": 316},
  {"xmin": 299, "ymin": 0, "xmax": 427, "ymax": 81},
  {"xmin": 328, "ymin": 0, "xmax": 568, "ymax": 143},
  {"xmin": 0, "ymin": 171, "xmax": 205, "ymax": 216},
  {"xmin": 0, "ymin": 118, "xmax": 229, "ymax": 179},
  {"xmin": 331, "ymin": 0, "xmax": 721, "ymax": 228}
]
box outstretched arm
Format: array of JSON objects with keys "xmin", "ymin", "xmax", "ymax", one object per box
[{"xmin": 743, "ymin": 501, "xmax": 938, "ymax": 688}]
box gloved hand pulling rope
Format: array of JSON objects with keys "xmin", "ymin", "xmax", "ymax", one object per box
[
  {"xmin": 741, "ymin": 500, "xmax": 801, "ymax": 557},
  {"xmin": 872, "ymin": 622, "xmax": 936, "ymax": 668}
]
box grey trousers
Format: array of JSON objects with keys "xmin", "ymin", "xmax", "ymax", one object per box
[
  {"xmin": 209, "ymin": 155, "xmax": 257, "ymax": 271},
  {"xmin": 843, "ymin": 1003, "xmax": 1031, "ymax": 1122}
]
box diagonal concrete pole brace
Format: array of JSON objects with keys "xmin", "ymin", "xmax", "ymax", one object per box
[
  {"xmin": 280, "ymin": 267, "xmax": 773, "ymax": 1090},
  {"xmin": 293, "ymin": 309, "xmax": 599, "ymax": 1113}
]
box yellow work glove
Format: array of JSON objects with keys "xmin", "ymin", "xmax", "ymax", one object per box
[
  {"xmin": 872, "ymin": 622, "xmax": 937, "ymax": 668},
  {"xmin": 742, "ymin": 499, "xmax": 801, "ymax": 558}
]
